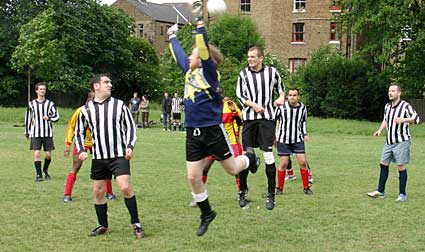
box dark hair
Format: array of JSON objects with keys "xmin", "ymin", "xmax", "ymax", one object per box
[
  {"xmin": 248, "ymin": 46, "xmax": 264, "ymax": 58},
  {"xmin": 35, "ymin": 82, "xmax": 46, "ymax": 91},
  {"xmin": 390, "ymin": 84, "xmax": 402, "ymax": 92},
  {"xmin": 288, "ymin": 88, "xmax": 300, "ymax": 95},
  {"xmin": 89, "ymin": 74, "xmax": 110, "ymax": 89}
]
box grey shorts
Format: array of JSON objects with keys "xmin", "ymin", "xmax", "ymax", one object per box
[{"xmin": 380, "ymin": 140, "xmax": 410, "ymax": 165}]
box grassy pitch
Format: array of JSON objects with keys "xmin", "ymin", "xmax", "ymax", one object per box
[{"xmin": 0, "ymin": 107, "xmax": 424, "ymax": 252}]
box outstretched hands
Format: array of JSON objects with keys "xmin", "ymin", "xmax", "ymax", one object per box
[{"xmin": 167, "ymin": 23, "xmax": 179, "ymax": 37}]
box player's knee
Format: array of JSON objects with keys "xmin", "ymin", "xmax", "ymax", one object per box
[{"xmin": 263, "ymin": 151, "xmax": 275, "ymax": 165}]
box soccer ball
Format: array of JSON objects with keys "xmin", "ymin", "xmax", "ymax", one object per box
[{"xmin": 207, "ymin": 0, "xmax": 227, "ymax": 16}]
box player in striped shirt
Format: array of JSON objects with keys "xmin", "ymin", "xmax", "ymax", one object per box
[
  {"xmin": 275, "ymin": 88, "xmax": 313, "ymax": 195},
  {"xmin": 367, "ymin": 84, "xmax": 420, "ymax": 202},
  {"xmin": 63, "ymin": 92, "xmax": 116, "ymax": 203},
  {"xmin": 24, "ymin": 82, "xmax": 59, "ymax": 182},
  {"xmin": 171, "ymin": 92, "xmax": 183, "ymax": 131},
  {"xmin": 75, "ymin": 74, "xmax": 143, "ymax": 238}
]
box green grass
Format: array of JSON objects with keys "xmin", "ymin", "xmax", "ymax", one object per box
[{"xmin": 1, "ymin": 108, "xmax": 424, "ymax": 252}]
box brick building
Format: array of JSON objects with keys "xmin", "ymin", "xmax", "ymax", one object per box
[{"xmin": 112, "ymin": 0, "xmax": 193, "ymax": 54}]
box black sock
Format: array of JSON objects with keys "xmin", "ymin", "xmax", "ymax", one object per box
[
  {"xmin": 399, "ymin": 170, "xmax": 407, "ymax": 195},
  {"xmin": 197, "ymin": 198, "xmax": 212, "ymax": 217},
  {"xmin": 43, "ymin": 158, "xmax": 51, "ymax": 173},
  {"xmin": 266, "ymin": 163, "xmax": 276, "ymax": 194},
  {"xmin": 124, "ymin": 195, "xmax": 140, "ymax": 224},
  {"xmin": 238, "ymin": 169, "xmax": 249, "ymax": 191},
  {"xmin": 34, "ymin": 161, "xmax": 42, "ymax": 177},
  {"xmin": 94, "ymin": 203, "xmax": 108, "ymax": 227},
  {"xmin": 377, "ymin": 164, "xmax": 389, "ymax": 193}
]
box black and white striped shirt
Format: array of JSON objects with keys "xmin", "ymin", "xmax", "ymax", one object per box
[
  {"xmin": 172, "ymin": 97, "xmax": 183, "ymax": 113},
  {"xmin": 75, "ymin": 97, "xmax": 137, "ymax": 160},
  {"xmin": 383, "ymin": 100, "xmax": 420, "ymax": 145},
  {"xmin": 275, "ymin": 101, "xmax": 307, "ymax": 144},
  {"xmin": 24, "ymin": 99, "xmax": 59, "ymax": 138},
  {"xmin": 236, "ymin": 65, "xmax": 285, "ymax": 121}
]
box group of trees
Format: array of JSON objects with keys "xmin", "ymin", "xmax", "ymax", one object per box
[{"xmin": 1, "ymin": 0, "xmax": 158, "ymax": 106}]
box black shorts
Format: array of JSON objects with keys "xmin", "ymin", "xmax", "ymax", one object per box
[
  {"xmin": 173, "ymin": 113, "xmax": 181, "ymax": 120},
  {"xmin": 30, "ymin": 137, "xmax": 55, "ymax": 151},
  {"xmin": 91, "ymin": 157, "xmax": 130, "ymax": 180},
  {"xmin": 277, "ymin": 142, "xmax": 305, "ymax": 156},
  {"xmin": 186, "ymin": 125, "xmax": 233, "ymax": 162},
  {"xmin": 242, "ymin": 119, "xmax": 275, "ymax": 152}
]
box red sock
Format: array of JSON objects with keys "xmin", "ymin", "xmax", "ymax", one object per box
[
  {"xmin": 235, "ymin": 177, "xmax": 240, "ymax": 191},
  {"xmin": 287, "ymin": 169, "xmax": 294, "ymax": 176},
  {"xmin": 64, "ymin": 172, "xmax": 77, "ymax": 196},
  {"xmin": 277, "ymin": 170, "xmax": 286, "ymax": 190},
  {"xmin": 202, "ymin": 175, "xmax": 207, "ymax": 184},
  {"xmin": 300, "ymin": 169, "xmax": 309, "ymax": 189},
  {"xmin": 106, "ymin": 180, "xmax": 113, "ymax": 194}
]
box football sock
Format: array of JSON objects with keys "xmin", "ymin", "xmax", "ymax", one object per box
[
  {"xmin": 238, "ymin": 169, "xmax": 249, "ymax": 191},
  {"xmin": 34, "ymin": 161, "xmax": 42, "ymax": 177},
  {"xmin": 287, "ymin": 168, "xmax": 294, "ymax": 176},
  {"xmin": 202, "ymin": 175, "xmax": 208, "ymax": 184},
  {"xmin": 43, "ymin": 158, "xmax": 51, "ymax": 173},
  {"xmin": 265, "ymin": 163, "xmax": 276, "ymax": 194},
  {"xmin": 64, "ymin": 172, "xmax": 77, "ymax": 196},
  {"xmin": 377, "ymin": 164, "xmax": 389, "ymax": 193},
  {"xmin": 277, "ymin": 169, "xmax": 286, "ymax": 190},
  {"xmin": 288, "ymin": 158, "xmax": 292, "ymax": 170},
  {"xmin": 94, "ymin": 203, "xmax": 108, "ymax": 228},
  {"xmin": 197, "ymin": 198, "xmax": 212, "ymax": 217},
  {"xmin": 124, "ymin": 195, "xmax": 140, "ymax": 224},
  {"xmin": 235, "ymin": 177, "xmax": 240, "ymax": 191},
  {"xmin": 398, "ymin": 170, "xmax": 407, "ymax": 196},
  {"xmin": 300, "ymin": 169, "xmax": 309, "ymax": 189},
  {"xmin": 106, "ymin": 180, "xmax": 113, "ymax": 194}
]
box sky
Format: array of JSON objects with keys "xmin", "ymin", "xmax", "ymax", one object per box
[{"xmin": 101, "ymin": 0, "xmax": 190, "ymax": 5}]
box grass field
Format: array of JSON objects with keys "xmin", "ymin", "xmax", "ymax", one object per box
[{"xmin": 1, "ymin": 107, "xmax": 424, "ymax": 252}]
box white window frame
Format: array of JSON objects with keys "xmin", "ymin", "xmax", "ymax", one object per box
[
  {"xmin": 240, "ymin": 0, "xmax": 251, "ymax": 14},
  {"xmin": 293, "ymin": 0, "xmax": 306, "ymax": 13},
  {"xmin": 138, "ymin": 24, "xmax": 144, "ymax": 37}
]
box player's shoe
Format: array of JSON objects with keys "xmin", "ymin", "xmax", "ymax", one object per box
[
  {"xmin": 395, "ymin": 194, "xmax": 406, "ymax": 202},
  {"xmin": 196, "ymin": 210, "xmax": 216, "ymax": 236},
  {"xmin": 189, "ymin": 199, "xmax": 197, "ymax": 208},
  {"xmin": 275, "ymin": 187, "xmax": 283, "ymax": 195},
  {"xmin": 35, "ymin": 175, "xmax": 44, "ymax": 182},
  {"xmin": 63, "ymin": 195, "xmax": 73, "ymax": 203},
  {"xmin": 44, "ymin": 171, "xmax": 51, "ymax": 180},
  {"xmin": 245, "ymin": 147, "xmax": 260, "ymax": 174},
  {"xmin": 285, "ymin": 175, "xmax": 296, "ymax": 181},
  {"xmin": 238, "ymin": 189, "xmax": 250, "ymax": 209},
  {"xmin": 105, "ymin": 193, "xmax": 117, "ymax": 200},
  {"xmin": 88, "ymin": 225, "xmax": 109, "ymax": 237},
  {"xmin": 308, "ymin": 175, "xmax": 314, "ymax": 184},
  {"xmin": 303, "ymin": 187, "xmax": 313, "ymax": 195},
  {"xmin": 266, "ymin": 193, "xmax": 275, "ymax": 210},
  {"xmin": 366, "ymin": 190, "xmax": 385, "ymax": 198},
  {"xmin": 133, "ymin": 223, "xmax": 145, "ymax": 238}
]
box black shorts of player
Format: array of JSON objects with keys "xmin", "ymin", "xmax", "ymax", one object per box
[
  {"xmin": 30, "ymin": 137, "xmax": 55, "ymax": 151},
  {"xmin": 186, "ymin": 124, "xmax": 233, "ymax": 162},
  {"xmin": 173, "ymin": 113, "xmax": 181, "ymax": 120},
  {"xmin": 91, "ymin": 157, "xmax": 130, "ymax": 180},
  {"xmin": 277, "ymin": 141, "xmax": 305, "ymax": 156},
  {"xmin": 242, "ymin": 119, "xmax": 275, "ymax": 152}
]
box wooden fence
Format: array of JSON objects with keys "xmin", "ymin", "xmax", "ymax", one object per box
[{"xmin": 409, "ymin": 99, "xmax": 425, "ymax": 123}]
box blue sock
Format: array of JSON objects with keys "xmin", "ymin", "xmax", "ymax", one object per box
[
  {"xmin": 399, "ymin": 170, "xmax": 407, "ymax": 196},
  {"xmin": 377, "ymin": 164, "xmax": 389, "ymax": 193}
]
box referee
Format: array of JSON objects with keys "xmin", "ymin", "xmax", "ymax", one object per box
[
  {"xmin": 25, "ymin": 82, "xmax": 59, "ymax": 182},
  {"xmin": 75, "ymin": 74, "xmax": 144, "ymax": 238},
  {"xmin": 236, "ymin": 46, "xmax": 286, "ymax": 210},
  {"xmin": 367, "ymin": 84, "xmax": 420, "ymax": 202}
]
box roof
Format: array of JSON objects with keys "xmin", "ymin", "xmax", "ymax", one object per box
[{"xmin": 126, "ymin": 0, "xmax": 193, "ymax": 24}]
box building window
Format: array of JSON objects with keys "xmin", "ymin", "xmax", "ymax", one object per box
[
  {"xmin": 330, "ymin": 22, "xmax": 337, "ymax": 41},
  {"xmin": 165, "ymin": 25, "xmax": 171, "ymax": 41},
  {"xmin": 138, "ymin": 24, "xmax": 144, "ymax": 37},
  {"xmin": 160, "ymin": 26, "xmax": 164, "ymax": 36},
  {"xmin": 240, "ymin": 0, "xmax": 250, "ymax": 13},
  {"xmin": 294, "ymin": 0, "xmax": 306, "ymax": 12},
  {"xmin": 292, "ymin": 23, "xmax": 304, "ymax": 42},
  {"xmin": 289, "ymin": 58, "xmax": 306, "ymax": 73}
]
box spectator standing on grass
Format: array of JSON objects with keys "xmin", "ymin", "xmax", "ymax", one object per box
[
  {"xmin": 25, "ymin": 82, "xmax": 59, "ymax": 182},
  {"xmin": 129, "ymin": 92, "xmax": 141, "ymax": 126},
  {"xmin": 367, "ymin": 84, "xmax": 420, "ymax": 202},
  {"xmin": 162, "ymin": 92, "xmax": 172, "ymax": 131},
  {"xmin": 171, "ymin": 92, "xmax": 183, "ymax": 131},
  {"xmin": 140, "ymin": 95, "xmax": 150, "ymax": 128},
  {"xmin": 75, "ymin": 74, "xmax": 144, "ymax": 238}
]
